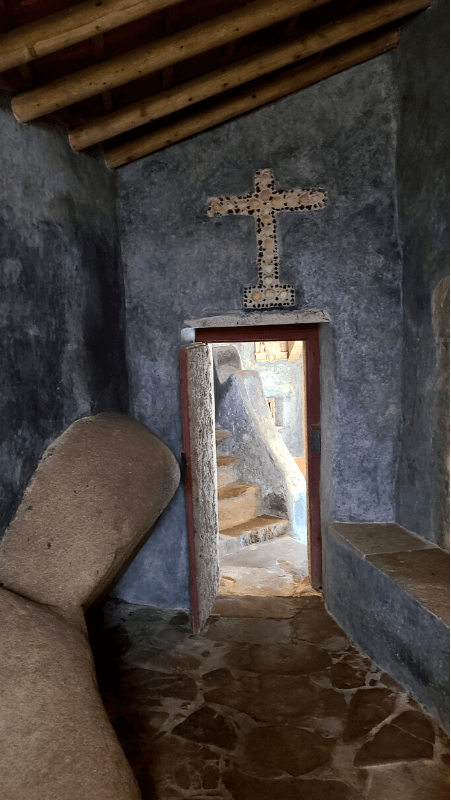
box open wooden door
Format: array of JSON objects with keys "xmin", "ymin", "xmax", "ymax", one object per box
[{"xmin": 179, "ymin": 343, "xmax": 219, "ymax": 633}]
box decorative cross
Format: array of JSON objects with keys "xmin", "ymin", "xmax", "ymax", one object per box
[{"xmin": 208, "ymin": 169, "xmax": 327, "ymax": 309}]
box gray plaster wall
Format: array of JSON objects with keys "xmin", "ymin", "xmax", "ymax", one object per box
[
  {"xmin": 393, "ymin": 0, "xmax": 450, "ymax": 547},
  {"xmin": 116, "ymin": 54, "xmax": 403, "ymax": 607},
  {"xmin": 235, "ymin": 341, "xmax": 304, "ymax": 458},
  {"xmin": 0, "ymin": 97, "xmax": 128, "ymax": 536}
]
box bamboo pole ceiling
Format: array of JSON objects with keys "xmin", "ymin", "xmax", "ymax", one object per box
[{"xmin": 0, "ymin": 0, "xmax": 433, "ymax": 168}]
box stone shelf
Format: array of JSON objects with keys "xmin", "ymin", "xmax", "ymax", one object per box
[{"xmin": 184, "ymin": 309, "xmax": 330, "ymax": 329}]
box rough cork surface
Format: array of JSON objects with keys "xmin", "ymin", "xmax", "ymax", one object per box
[
  {"xmin": 87, "ymin": 594, "xmax": 450, "ymax": 799},
  {"xmin": 0, "ymin": 588, "xmax": 141, "ymax": 800},
  {"xmin": 0, "ymin": 413, "xmax": 180, "ymax": 610}
]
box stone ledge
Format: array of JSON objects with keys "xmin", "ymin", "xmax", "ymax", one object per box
[
  {"xmin": 184, "ymin": 309, "xmax": 330, "ymax": 328},
  {"xmin": 330, "ymin": 523, "xmax": 449, "ymax": 624},
  {"xmin": 323, "ymin": 523, "xmax": 450, "ymax": 733}
]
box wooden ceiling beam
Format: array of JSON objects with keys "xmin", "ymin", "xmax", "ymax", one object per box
[
  {"xmin": 0, "ymin": 0, "xmax": 12, "ymax": 34},
  {"xmin": 11, "ymin": 0, "xmax": 335, "ymax": 123},
  {"xmin": 221, "ymin": 41, "xmax": 237, "ymax": 67},
  {"xmin": 0, "ymin": 0, "xmax": 184, "ymax": 74},
  {"xmin": 104, "ymin": 29, "xmax": 400, "ymax": 169},
  {"xmin": 69, "ymin": 0, "xmax": 433, "ymax": 152},
  {"xmin": 91, "ymin": 33, "xmax": 114, "ymax": 114},
  {"xmin": 0, "ymin": 74, "xmax": 20, "ymax": 94},
  {"xmin": 283, "ymin": 14, "xmax": 300, "ymax": 40},
  {"xmin": 160, "ymin": 4, "xmax": 180, "ymax": 92}
]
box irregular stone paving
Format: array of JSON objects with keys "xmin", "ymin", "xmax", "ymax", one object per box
[
  {"xmin": 219, "ymin": 536, "xmax": 309, "ymax": 596},
  {"xmin": 87, "ymin": 594, "xmax": 450, "ymax": 800}
]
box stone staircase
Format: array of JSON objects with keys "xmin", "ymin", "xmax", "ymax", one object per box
[{"xmin": 216, "ymin": 429, "xmax": 290, "ymax": 556}]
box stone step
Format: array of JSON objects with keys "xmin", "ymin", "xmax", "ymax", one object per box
[
  {"xmin": 215, "ymin": 429, "xmax": 230, "ymax": 446},
  {"xmin": 216, "ymin": 456, "xmax": 240, "ymax": 488},
  {"xmin": 218, "ymin": 514, "xmax": 290, "ymax": 556},
  {"xmin": 217, "ymin": 483, "xmax": 259, "ymax": 531}
]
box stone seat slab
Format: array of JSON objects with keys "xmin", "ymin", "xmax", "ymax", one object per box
[
  {"xmin": 330, "ymin": 523, "xmax": 449, "ymax": 623},
  {"xmin": 331, "ymin": 522, "xmax": 438, "ymax": 556},
  {"xmin": 368, "ymin": 548, "xmax": 449, "ymax": 625},
  {"xmin": 324, "ymin": 523, "xmax": 450, "ymax": 733}
]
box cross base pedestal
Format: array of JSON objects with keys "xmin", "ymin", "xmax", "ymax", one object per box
[{"xmin": 243, "ymin": 283, "xmax": 295, "ymax": 309}]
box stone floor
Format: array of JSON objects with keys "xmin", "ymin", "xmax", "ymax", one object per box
[
  {"xmin": 87, "ymin": 594, "xmax": 450, "ymax": 800},
  {"xmin": 219, "ymin": 535, "xmax": 309, "ymax": 596}
]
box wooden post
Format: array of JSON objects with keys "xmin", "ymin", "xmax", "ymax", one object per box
[
  {"xmin": 105, "ymin": 29, "xmax": 400, "ymax": 169},
  {"xmin": 12, "ymin": 0, "xmax": 333, "ymax": 123},
  {"xmin": 70, "ymin": 0, "xmax": 429, "ymax": 151}
]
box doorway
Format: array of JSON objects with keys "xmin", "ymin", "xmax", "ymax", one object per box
[
  {"xmin": 212, "ymin": 338, "xmax": 308, "ymax": 597},
  {"xmin": 180, "ymin": 323, "xmax": 321, "ymax": 631}
]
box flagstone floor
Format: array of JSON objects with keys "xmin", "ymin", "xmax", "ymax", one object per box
[
  {"xmin": 219, "ymin": 535, "xmax": 310, "ymax": 596},
  {"xmin": 87, "ymin": 594, "xmax": 449, "ymax": 800}
]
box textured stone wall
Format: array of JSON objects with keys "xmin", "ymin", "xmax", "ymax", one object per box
[
  {"xmin": 116, "ymin": 54, "xmax": 403, "ymax": 606},
  {"xmin": 392, "ymin": 0, "xmax": 450, "ymax": 547},
  {"xmin": 1, "ymin": 7, "xmax": 445, "ymax": 611},
  {"xmin": 0, "ymin": 96, "xmax": 128, "ymax": 536},
  {"xmin": 432, "ymin": 278, "xmax": 450, "ymax": 551}
]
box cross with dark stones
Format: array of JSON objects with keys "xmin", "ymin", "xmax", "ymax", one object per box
[{"xmin": 208, "ymin": 169, "xmax": 327, "ymax": 308}]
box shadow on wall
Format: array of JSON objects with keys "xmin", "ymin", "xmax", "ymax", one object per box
[
  {"xmin": 213, "ymin": 345, "xmax": 307, "ymax": 543},
  {"xmin": 432, "ymin": 276, "xmax": 450, "ymax": 551}
]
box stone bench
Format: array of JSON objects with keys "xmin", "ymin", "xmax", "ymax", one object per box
[
  {"xmin": 323, "ymin": 523, "xmax": 449, "ymax": 733},
  {"xmin": 0, "ymin": 413, "xmax": 180, "ymax": 800}
]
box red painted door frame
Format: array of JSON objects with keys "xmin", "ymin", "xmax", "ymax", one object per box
[{"xmin": 195, "ymin": 323, "xmax": 322, "ymax": 588}]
